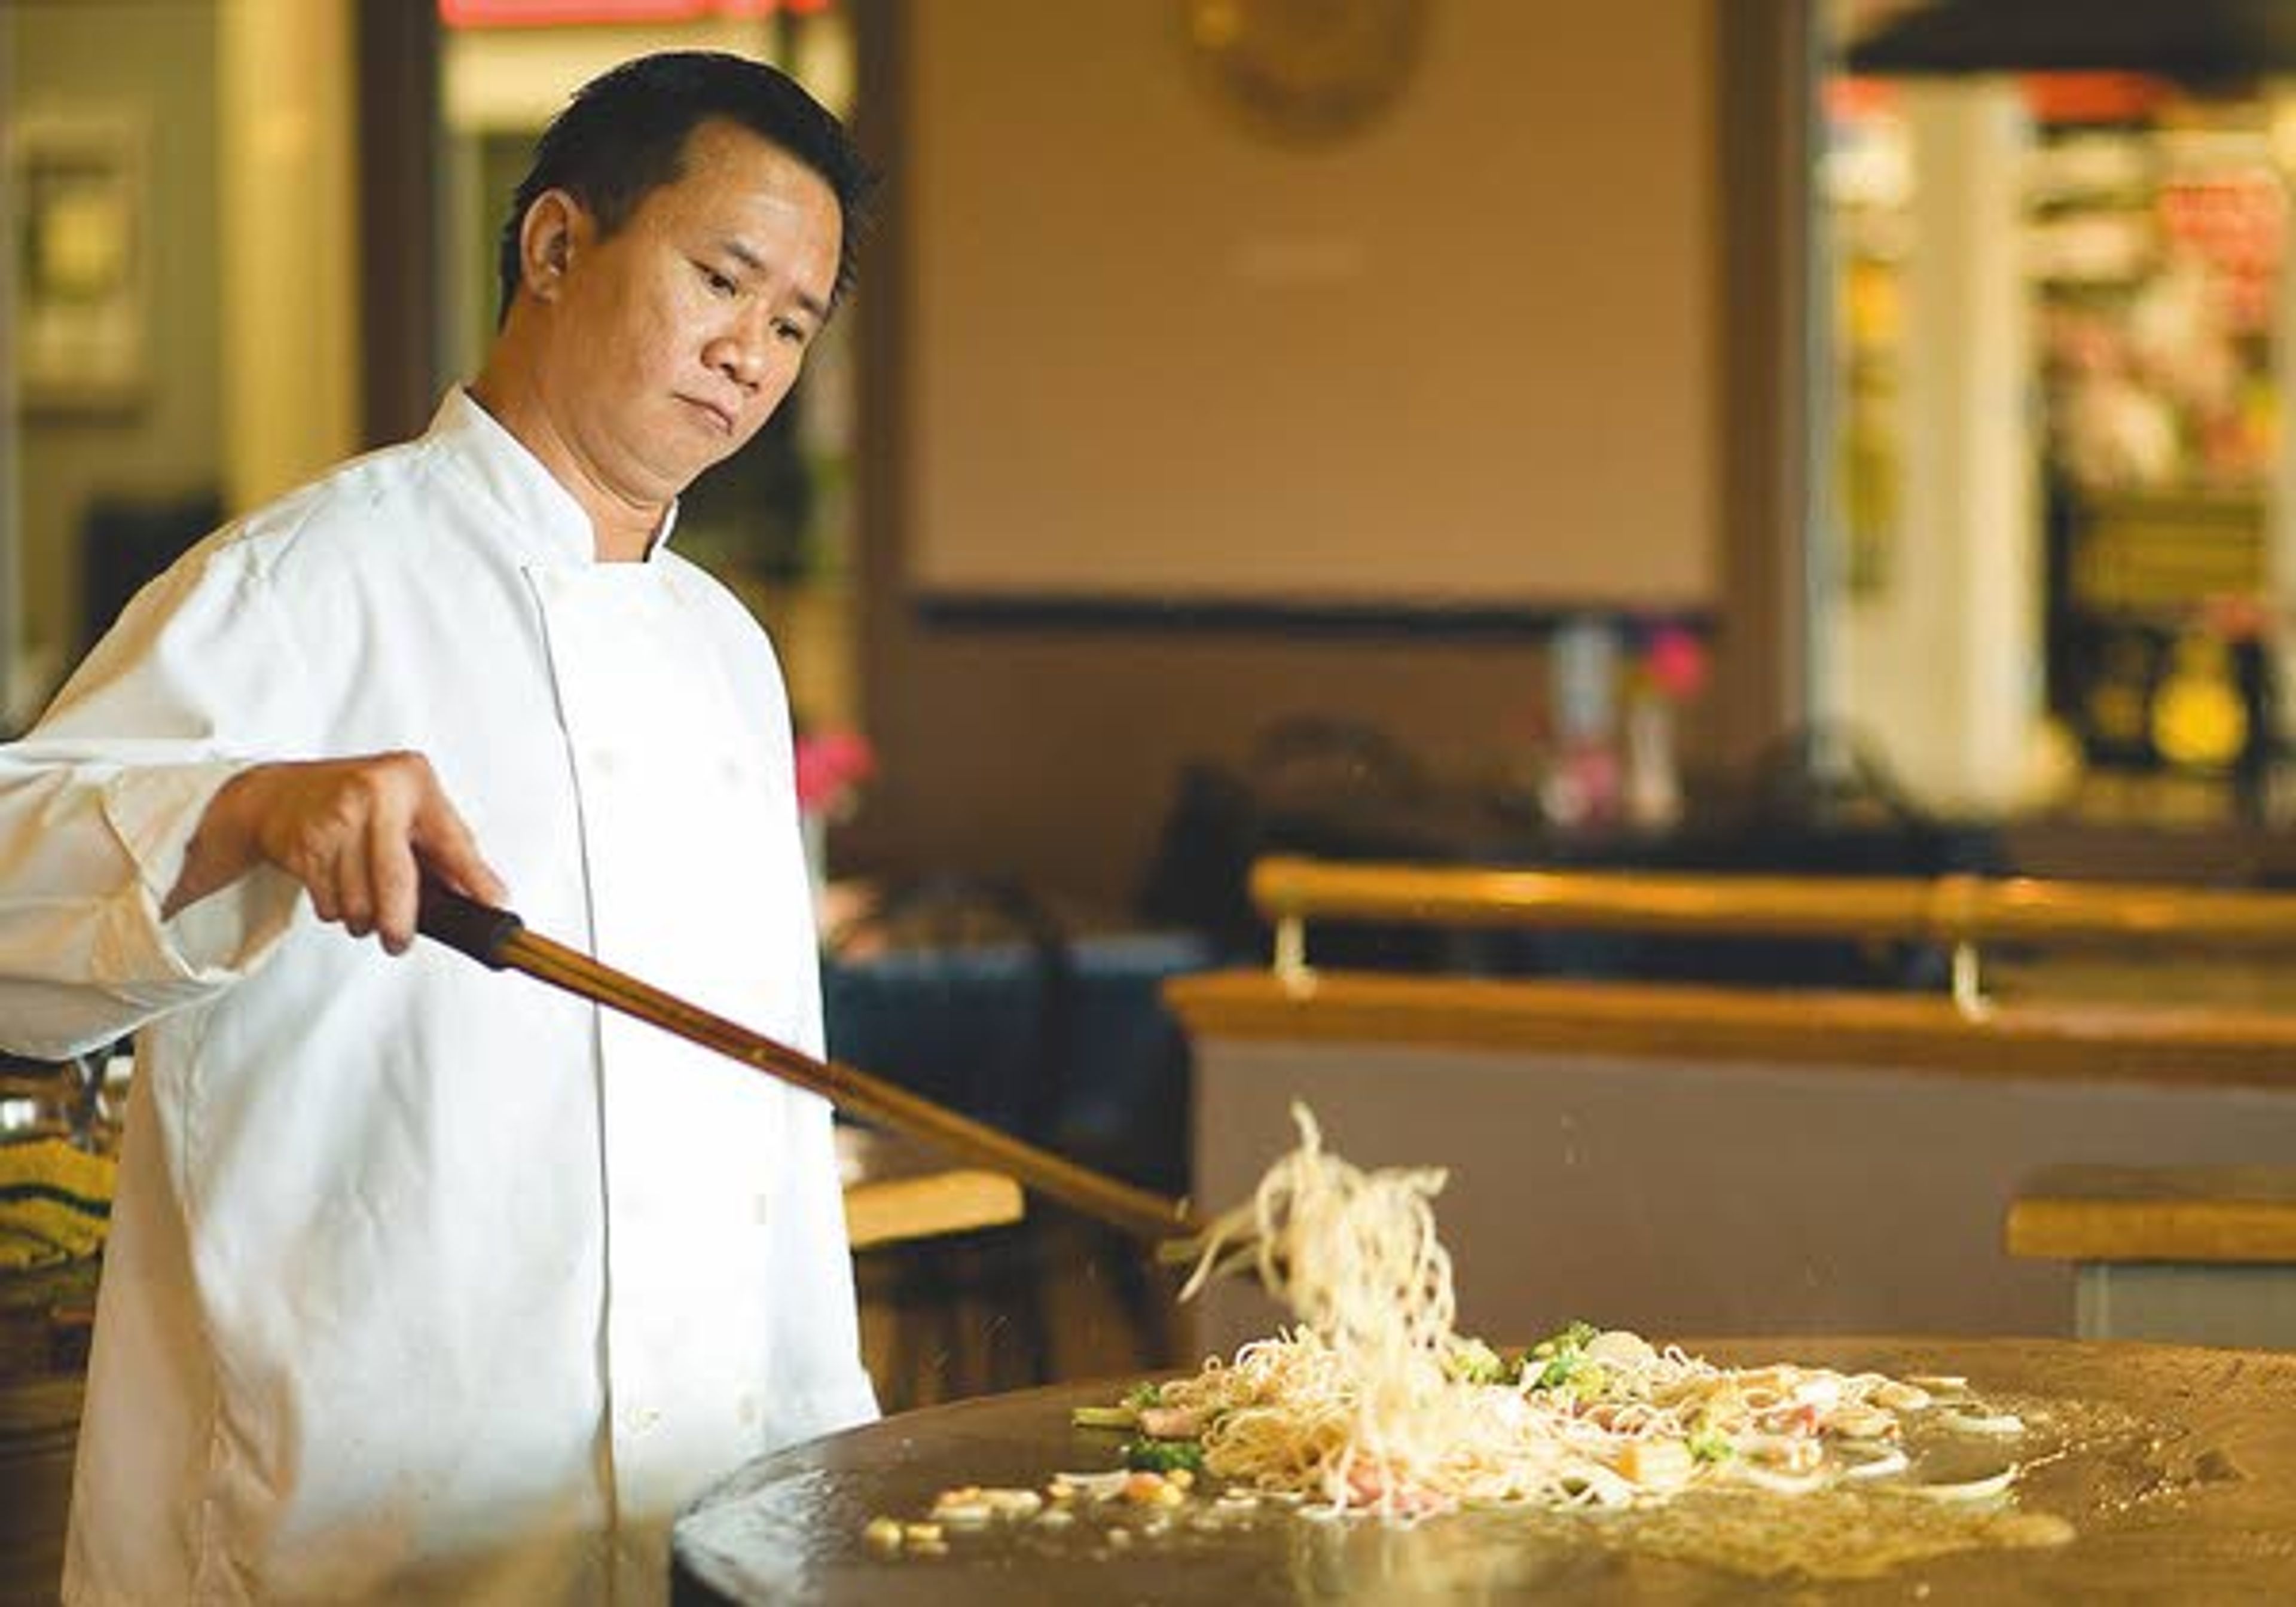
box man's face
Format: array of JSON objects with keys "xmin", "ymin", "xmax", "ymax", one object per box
[{"xmin": 538, "ymin": 119, "xmax": 842, "ymax": 509}]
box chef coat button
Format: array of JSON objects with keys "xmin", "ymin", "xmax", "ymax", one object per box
[
  {"xmin": 753, "ymin": 1193, "xmax": 772, "ymax": 1227},
  {"xmin": 590, "ymin": 747, "xmax": 617, "ymax": 776},
  {"xmin": 737, "ymin": 1392, "xmax": 759, "ymax": 1427}
]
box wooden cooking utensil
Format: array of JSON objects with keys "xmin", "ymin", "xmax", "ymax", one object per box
[{"xmin": 417, "ymin": 882, "xmax": 1193, "ymax": 1242}]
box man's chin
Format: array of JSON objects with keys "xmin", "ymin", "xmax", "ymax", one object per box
[{"xmin": 689, "ymin": 442, "xmax": 745, "ymax": 482}]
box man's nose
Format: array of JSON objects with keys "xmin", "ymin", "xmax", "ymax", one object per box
[{"xmin": 707, "ymin": 314, "xmax": 769, "ymax": 390}]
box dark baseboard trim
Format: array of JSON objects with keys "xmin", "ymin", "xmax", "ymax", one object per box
[{"xmin": 911, "ymin": 591, "xmax": 1715, "ymax": 640}]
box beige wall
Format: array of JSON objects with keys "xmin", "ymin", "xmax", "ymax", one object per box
[
  {"xmin": 5, "ymin": 1, "xmax": 359, "ymax": 719},
  {"xmin": 8, "ymin": 2, "xmax": 222, "ymax": 706},
  {"xmin": 903, "ymin": 0, "xmax": 1715, "ymax": 608},
  {"xmin": 852, "ymin": 1, "xmax": 1736, "ymax": 914}
]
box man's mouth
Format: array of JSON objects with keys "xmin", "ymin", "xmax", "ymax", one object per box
[{"xmin": 678, "ymin": 395, "xmax": 738, "ymax": 436}]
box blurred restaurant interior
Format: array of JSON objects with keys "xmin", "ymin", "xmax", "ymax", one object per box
[
  {"xmin": 10, "ymin": 1, "xmax": 2296, "ymax": 909},
  {"xmin": 9, "ymin": 0, "xmax": 2296, "ymax": 1595}
]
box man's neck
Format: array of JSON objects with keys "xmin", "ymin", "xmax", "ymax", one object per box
[{"xmin": 466, "ymin": 370, "xmax": 664, "ymax": 563}]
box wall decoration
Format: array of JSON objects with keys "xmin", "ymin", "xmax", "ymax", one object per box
[
  {"xmin": 1179, "ymin": 0, "xmax": 1430, "ymax": 148},
  {"xmin": 9, "ymin": 113, "xmax": 149, "ymax": 414}
]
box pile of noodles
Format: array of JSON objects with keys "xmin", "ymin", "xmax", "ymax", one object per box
[{"xmin": 1162, "ymin": 1105, "xmax": 1945, "ymax": 1520}]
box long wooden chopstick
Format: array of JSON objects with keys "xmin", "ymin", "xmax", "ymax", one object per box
[{"xmin": 417, "ymin": 883, "xmax": 1195, "ymax": 1242}]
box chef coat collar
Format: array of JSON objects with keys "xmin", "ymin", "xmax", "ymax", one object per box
[{"xmin": 426, "ymin": 387, "xmax": 682, "ymax": 567}]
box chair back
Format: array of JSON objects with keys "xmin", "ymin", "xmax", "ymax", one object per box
[{"xmin": 823, "ymin": 873, "xmax": 1073, "ymax": 1145}]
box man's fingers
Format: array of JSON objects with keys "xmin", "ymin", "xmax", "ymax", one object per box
[
  {"xmin": 227, "ymin": 751, "xmax": 503, "ymax": 949},
  {"xmin": 306, "ymin": 868, "xmax": 343, "ymax": 927},
  {"xmin": 411, "ymin": 790, "xmax": 509, "ymax": 909},
  {"xmin": 334, "ymin": 836, "xmax": 377, "ymax": 940},
  {"xmin": 370, "ymin": 810, "xmax": 422, "ymax": 955}
]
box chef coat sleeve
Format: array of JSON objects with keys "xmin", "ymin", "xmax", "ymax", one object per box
[{"xmin": 0, "ymin": 538, "xmax": 309, "ymax": 1060}]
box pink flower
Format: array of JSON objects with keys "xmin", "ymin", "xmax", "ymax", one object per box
[
  {"xmin": 1642, "ymin": 626, "xmax": 1709, "ymax": 702},
  {"xmin": 795, "ymin": 729, "xmax": 875, "ymax": 817}
]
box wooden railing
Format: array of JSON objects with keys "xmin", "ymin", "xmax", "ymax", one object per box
[{"xmin": 1249, "ymin": 855, "xmax": 2296, "ymax": 1019}]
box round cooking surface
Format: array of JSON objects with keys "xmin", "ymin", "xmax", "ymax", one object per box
[{"xmin": 673, "ymin": 1337, "xmax": 2296, "ymax": 1603}]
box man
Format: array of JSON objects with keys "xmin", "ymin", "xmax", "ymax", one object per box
[{"xmin": 0, "ymin": 52, "xmax": 879, "ymax": 1603}]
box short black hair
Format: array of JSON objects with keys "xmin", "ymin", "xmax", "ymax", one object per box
[{"xmin": 495, "ymin": 50, "xmax": 874, "ymax": 326}]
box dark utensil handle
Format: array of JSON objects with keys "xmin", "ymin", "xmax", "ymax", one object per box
[{"xmin": 417, "ymin": 881, "xmax": 525, "ymax": 970}]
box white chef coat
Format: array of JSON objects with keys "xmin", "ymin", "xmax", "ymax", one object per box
[{"xmin": 0, "ymin": 390, "xmax": 878, "ymax": 1604}]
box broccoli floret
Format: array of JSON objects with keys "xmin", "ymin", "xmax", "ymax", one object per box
[
  {"xmin": 1689, "ymin": 1429, "xmax": 1735, "ymax": 1464},
  {"xmin": 1529, "ymin": 1352, "xmax": 1581, "ymax": 1390},
  {"xmin": 1527, "ymin": 1321, "xmax": 1600, "ymax": 1369},
  {"xmin": 1530, "ymin": 1355, "xmax": 1613, "ymax": 1397},
  {"xmin": 1445, "ymin": 1337, "xmax": 1509, "ymax": 1385},
  {"xmin": 1523, "ymin": 1322, "xmax": 1617, "ymax": 1395},
  {"xmin": 1122, "ymin": 1381, "xmax": 1165, "ymax": 1410},
  {"xmin": 1122, "ymin": 1438, "xmax": 1205, "ymax": 1474}
]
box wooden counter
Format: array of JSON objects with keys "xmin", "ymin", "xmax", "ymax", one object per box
[
  {"xmin": 1173, "ymin": 858, "xmax": 2296, "ymax": 1355},
  {"xmin": 2009, "ymin": 1165, "xmax": 2296, "ymax": 1264},
  {"xmin": 2008, "ymin": 1164, "xmax": 2296, "ymax": 1349},
  {"xmin": 836, "ymin": 1123, "xmax": 1023, "ymax": 1249},
  {"xmin": 1170, "ymin": 969, "xmax": 2296, "ymax": 1084}
]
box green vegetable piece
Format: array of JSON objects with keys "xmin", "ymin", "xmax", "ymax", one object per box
[
  {"xmin": 1529, "ymin": 1320, "xmax": 1600, "ymax": 1365},
  {"xmin": 1446, "ymin": 1337, "xmax": 1508, "ymax": 1385},
  {"xmin": 1123, "ymin": 1381, "xmax": 1165, "ymax": 1410},
  {"xmin": 1071, "ymin": 1405, "xmax": 1140, "ymax": 1429},
  {"xmin": 1689, "ymin": 1429, "xmax": 1735, "ymax": 1464},
  {"xmin": 1122, "ymin": 1438, "xmax": 1206, "ymax": 1474},
  {"xmin": 1532, "ymin": 1353, "xmax": 1581, "ymax": 1391}
]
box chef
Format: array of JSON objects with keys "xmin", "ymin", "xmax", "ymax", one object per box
[{"xmin": 0, "ymin": 51, "xmax": 878, "ymax": 1604}]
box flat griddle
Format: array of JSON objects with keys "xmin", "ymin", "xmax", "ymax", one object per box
[{"xmin": 670, "ymin": 1336, "xmax": 2296, "ymax": 1604}]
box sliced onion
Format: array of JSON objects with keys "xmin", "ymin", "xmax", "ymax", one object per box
[
  {"xmin": 1585, "ymin": 1330, "xmax": 1657, "ymax": 1369},
  {"xmin": 1791, "ymin": 1376, "xmax": 1843, "ymax": 1410},
  {"xmin": 1556, "ymin": 1464, "xmax": 1639, "ymax": 1508},
  {"xmin": 1904, "ymin": 1463, "xmax": 2020, "ymax": 1501},
  {"xmin": 1938, "ymin": 1407, "xmax": 2025, "ymax": 1437},
  {"xmin": 1837, "ymin": 1445, "xmax": 1910, "ymax": 1481},
  {"xmin": 1730, "ymin": 1461, "xmax": 1831, "ymax": 1496},
  {"xmin": 1825, "ymin": 1404, "xmax": 1897, "ymax": 1441}
]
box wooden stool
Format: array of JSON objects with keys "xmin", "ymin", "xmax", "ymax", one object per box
[{"xmin": 2008, "ymin": 1165, "xmax": 2296, "ymax": 1349}]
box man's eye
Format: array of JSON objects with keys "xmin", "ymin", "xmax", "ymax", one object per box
[
  {"xmin": 698, "ymin": 264, "xmax": 737, "ymax": 297},
  {"xmin": 774, "ymin": 319, "xmax": 813, "ymax": 347}
]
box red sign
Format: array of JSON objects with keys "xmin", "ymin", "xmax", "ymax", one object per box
[{"xmin": 439, "ymin": 0, "xmax": 828, "ymax": 27}]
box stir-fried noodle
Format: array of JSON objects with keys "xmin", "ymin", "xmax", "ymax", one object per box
[{"xmin": 1155, "ymin": 1104, "xmax": 1984, "ymax": 1520}]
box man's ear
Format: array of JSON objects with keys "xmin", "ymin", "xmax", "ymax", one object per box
[{"xmin": 518, "ymin": 190, "xmax": 585, "ymax": 303}]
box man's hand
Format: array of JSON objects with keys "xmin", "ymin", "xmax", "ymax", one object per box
[{"xmin": 164, "ymin": 753, "xmax": 509, "ymax": 955}]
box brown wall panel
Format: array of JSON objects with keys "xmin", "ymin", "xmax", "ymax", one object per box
[
  {"xmin": 902, "ymin": 0, "xmax": 1716, "ymax": 609},
  {"xmin": 850, "ymin": 1, "xmax": 1769, "ymax": 914}
]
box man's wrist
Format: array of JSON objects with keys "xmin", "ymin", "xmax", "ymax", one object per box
[{"xmin": 163, "ymin": 765, "xmax": 265, "ymax": 919}]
